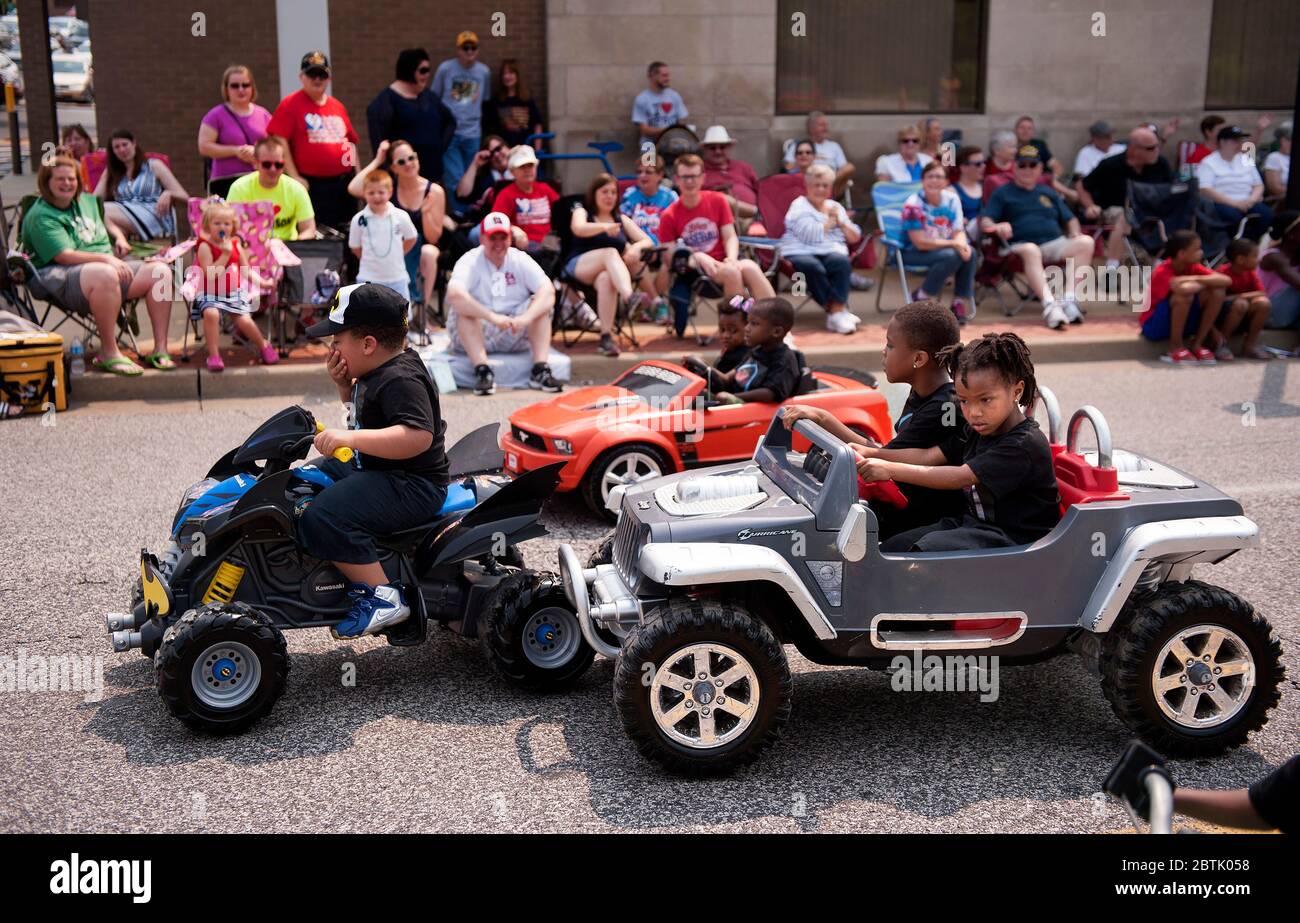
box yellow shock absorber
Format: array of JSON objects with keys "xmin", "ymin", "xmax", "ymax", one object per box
[{"xmin": 202, "ymin": 561, "xmax": 246, "ymax": 604}]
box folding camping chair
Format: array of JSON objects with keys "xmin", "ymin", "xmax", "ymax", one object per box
[
  {"xmin": 152, "ymin": 197, "xmax": 303, "ymax": 361},
  {"xmin": 868, "ymin": 181, "xmax": 927, "ymax": 313},
  {"xmin": 548, "ymin": 193, "xmax": 647, "ymax": 351},
  {"xmin": 5, "ymin": 194, "xmax": 142, "ymax": 355},
  {"xmin": 1123, "ymin": 179, "xmax": 1200, "ymax": 265}
]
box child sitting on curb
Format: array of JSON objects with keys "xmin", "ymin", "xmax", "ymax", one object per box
[
  {"xmin": 193, "ymin": 199, "xmax": 277, "ymax": 373},
  {"xmin": 1218, "ymin": 238, "xmax": 1274, "ymax": 360},
  {"xmin": 1139, "ymin": 230, "xmax": 1231, "ymax": 365}
]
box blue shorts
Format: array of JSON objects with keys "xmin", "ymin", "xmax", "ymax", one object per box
[
  {"xmin": 1141, "ymin": 294, "xmax": 1202, "ymax": 342},
  {"xmin": 563, "ymin": 253, "xmax": 581, "ymax": 277}
]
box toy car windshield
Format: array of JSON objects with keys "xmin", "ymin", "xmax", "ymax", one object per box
[{"xmin": 611, "ymin": 364, "xmax": 693, "ymax": 403}]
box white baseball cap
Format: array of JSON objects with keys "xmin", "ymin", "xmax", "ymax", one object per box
[
  {"xmin": 507, "ymin": 145, "xmax": 539, "ymax": 169},
  {"xmin": 480, "ymin": 212, "xmax": 513, "ymax": 238}
]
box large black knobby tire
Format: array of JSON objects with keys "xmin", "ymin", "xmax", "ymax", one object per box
[
  {"xmin": 581, "ymin": 444, "xmax": 672, "ymax": 521},
  {"xmin": 154, "ymin": 602, "xmax": 289, "ymax": 735},
  {"xmin": 481, "ymin": 570, "xmax": 595, "ymax": 692},
  {"xmin": 613, "ymin": 599, "xmax": 792, "ymax": 775},
  {"xmin": 1100, "ymin": 580, "xmax": 1283, "ymax": 757},
  {"xmin": 587, "ymin": 532, "xmax": 616, "ymax": 569}
]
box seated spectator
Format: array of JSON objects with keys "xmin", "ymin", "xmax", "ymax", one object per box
[
  {"xmin": 953, "ymin": 145, "xmax": 986, "ymax": 235},
  {"xmin": 980, "ymin": 147, "xmax": 1094, "ymax": 329},
  {"xmin": 782, "ymin": 111, "xmax": 854, "ymax": 193},
  {"xmin": 367, "ymin": 48, "xmax": 455, "ymax": 186},
  {"xmin": 1197, "ymin": 125, "xmax": 1271, "ymax": 240},
  {"xmin": 1185, "ymin": 115, "xmax": 1226, "ymax": 167},
  {"xmin": 1013, "ymin": 115, "xmax": 1063, "ymax": 177},
  {"xmin": 621, "ymin": 154, "xmax": 678, "ymax": 243},
  {"xmin": 919, "ymin": 117, "xmax": 943, "ymax": 160},
  {"xmin": 486, "ymin": 59, "xmax": 544, "ymax": 151},
  {"xmin": 901, "ymin": 161, "xmax": 975, "ymax": 325},
  {"xmin": 699, "ymin": 125, "xmax": 761, "ymax": 226},
  {"xmin": 780, "ymin": 163, "xmax": 863, "ymax": 334},
  {"xmin": 1079, "ymin": 126, "xmax": 1172, "ymax": 270},
  {"xmin": 1138, "ymin": 230, "xmax": 1231, "ymax": 364},
  {"xmin": 984, "ymin": 130, "xmax": 1018, "ymax": 179},
  {"xmin": 60, "ymin": 123, "xmax": 96, "ymax": 190},
  {"xmin": 632, "ymin": 61, "xmax": 688, "ymax": 147},
  {"xmin": 1218, "ymin": 238, "xmax": 1274, "ymax": 360},
  {"xmin": 198, "ymin": 65, "xmax": 273, "ymax": 198},
  {"xmin": 1263, "ymin": 122, "xmax": 1291, "ymax": 201},
  {"xmin": 1259, "ymin": 211, "xmax": 1300, "ymax": 342},
  {"xmin": 192, "ymin": 198, "xmax": 278, "ymax": 372},
  {"xmin": 93, "ymin": 129, "xmax": 188, "ymax": 241},
  {"xmin": 1072, "ymin": 120, "xmax": 1126, "ymax": 179},
  {"xmin": 875, "ymin": 125, "xmax": 933, "ymax": 184},
  {"xmin": 785, "ymin": 139, "xmax": 816, "ymax": 175},
  {"xmin": 24, "ymin": 151, "xmax": 175, "ymax": 376},
  {"xmin": 568, "ymin": 172, "xmax": 654, "ymax": 357},
  {"xmin": 455, "ymin": 134, "xmax": 511, "ymax": 222},
  {"xmin": 489, "ymin": 146, "xmax": 559, "ymax": 252},
  {"xmin": 656, "ymin": 153, "xmax": 775, "ymax": 338},
  {"xmin": 445, "ymin": 212, "xmax": 561, "ymax": 396},
  {"xmin": 227, "ymin": 137, "xmax": 317, "ymax": 240},
  {"xmin": 351, "ymin": 140, "xmax": 451, "ymax": 315}
]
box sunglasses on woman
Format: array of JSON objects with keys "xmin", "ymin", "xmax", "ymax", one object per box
[
  {"xmin": 392, "ymin": 154, "xmax": 418, "ymax": 166},
  {"xmin": 228, "ymin": 82, "xmax": 252, "ymax": 90},
  {"xmin": 964, "ymin": 160, "xmax": 986, "ymax": 168},
  {"xmin": 901, "ymin": 138, "xmax": 921, "ymax": 145},
  {"xmin": 797, "ymin": 149, "xmax": 814, "ymax": 156},
  {"xmin": 416, "ymin": 65, "xmax": 431, "ymax": 75}
]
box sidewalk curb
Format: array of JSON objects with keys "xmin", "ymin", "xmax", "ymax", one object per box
[{"xmin": 67, "ymin": 331, "xmax": 1297, "ymax": 405}]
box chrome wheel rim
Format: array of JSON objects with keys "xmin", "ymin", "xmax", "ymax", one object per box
[
  {"xmin": 522, "ymin": 606, "xmax": 582, "ymax": 670},
  {"xmin": 650, "ymin": 643, "xmax": 759, "ymax": 749},
  {"xmin": 1151, "ymin": 624, "xmax": 1255, "ymax": 729},
  {"xmin": 191, "ymin": 640, "xmax": 261, "ymax": 710},
  {"xmin": 600, "ymin": 452, "xmax": 662, "ymax": 504}
]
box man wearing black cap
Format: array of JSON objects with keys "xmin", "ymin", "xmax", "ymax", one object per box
[
  {"xmin": 1197, "ymin": 125, "xmax": 1271, "ymax": 240},
  {"xmin": 298, "ymin": 283, "xmax": 449, "ymax": 638},
  {"xmin": 267, "ymin": 50, "xmax": 361, "ymax": 233}
]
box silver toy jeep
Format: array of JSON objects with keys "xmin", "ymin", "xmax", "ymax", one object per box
[{"xmin": 558, "ymin": 393, "xmax": 1283, "ymax": 775}]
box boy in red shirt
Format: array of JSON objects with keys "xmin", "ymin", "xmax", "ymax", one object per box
[
  {"xmin": 1217, "ymin": 239, "xmax": 1274, "ymax": 360},
  {"xmin": 1139, "ymin": 230, "xmax": 1231, "ymax": 365},
  {"xmin": 656, "ymin": 153, "xmax": 774, "ymax": 338},
  {"xmin": 266, "ymin": 51, "xmax": 360, "ymax": 231},
  {"xmin": 488, "ymin": 146, "xmax": 559, "ymax": 252}
]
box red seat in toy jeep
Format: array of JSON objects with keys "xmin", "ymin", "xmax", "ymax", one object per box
[{"xmin": 1051, "ymin": 444, "xmax": 1129, "ymax": 513}]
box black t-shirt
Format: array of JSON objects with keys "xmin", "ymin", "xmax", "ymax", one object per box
[
  {"xmin": 1248, "ymin": 754, "xmax": 1299, "ymax": 833},
  {"xmin": 886, "ymin": 381, "xmax": 966, "ymax": 526},
  {"xmin": 1083, "ymin": 153, "xmax": 1174, "ymax": 209},
  {"xmin": 940, "ymin": 416, "xmax": 1060, "ymax": 544},
  {"xmin": 732, "ymin": 342, "xmax": 800, "ymax": 403},
  {"xmin": 488, "ymin": 95, "xmax": 544, "ymax": 148},
  {"xmin": 352, "ymin": 349, "xmax": 449, "ymax": 484},
  {"xmin": 716, "ymin": 343, "xmax": 748, "ymax": 374}
]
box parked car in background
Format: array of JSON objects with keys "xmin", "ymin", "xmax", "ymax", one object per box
[
  {"xmin": 51, "ymin": 52, "xmax": 92, "ymax": 102},
  {"xmin": 0, "ymin": 51, "xmax": 22, "ymax": 97},
  {"xmin": 48, "ymin": 16, "xmax": 88, "ymax": 49}
]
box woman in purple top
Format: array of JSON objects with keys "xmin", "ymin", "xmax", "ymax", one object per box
[{"xmin": 197, "ymin": 65, "xmax": 273, "ymax": 197}]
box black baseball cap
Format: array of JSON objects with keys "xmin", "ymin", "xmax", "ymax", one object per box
[
  {"xmin": 1015, "ymin": 144, "xmax": 1044, "ymax": 165},
  {"xmin": 1217, "ymin": 125, "xmax": 1250, "ymax": 142},
  {"xmin": 306, "ymin": 283, "xmax": 407, "ymax": 337},
  {"xmin": 300, "ymin": 50, "xmax": 330, "ymax": 77}
]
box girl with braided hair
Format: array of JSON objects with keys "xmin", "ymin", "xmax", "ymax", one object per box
[{"xmin": 856, "ymin": 331, "xmax": 1062, "ymax": 552}]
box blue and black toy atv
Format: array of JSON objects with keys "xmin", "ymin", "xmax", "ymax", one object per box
[{"xmin": 106, "ymin": 405, "xmax": 593, "ymax": 733}]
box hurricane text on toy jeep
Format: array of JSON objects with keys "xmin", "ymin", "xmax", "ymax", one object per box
[{"xmin": 558, "ymin": 390, "xmax": 1283, "ymax": 774}]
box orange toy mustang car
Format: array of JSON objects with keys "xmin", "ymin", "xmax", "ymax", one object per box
[{"xmin": 503, "ymin": 359, "xmax": 894, "ymax": 519}]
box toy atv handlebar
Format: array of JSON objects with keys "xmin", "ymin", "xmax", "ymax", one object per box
[{"xmin": 314, "ymin": 420, "xmax": 355, "ymax": 463}]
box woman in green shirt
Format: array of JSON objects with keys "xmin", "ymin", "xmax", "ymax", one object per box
[{"xmin": 22, "ymin": 151, "xmax": 176, "ymax": 375}]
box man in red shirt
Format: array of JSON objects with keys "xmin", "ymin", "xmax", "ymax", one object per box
[
  {"xmin": 699, "ymin": 125, "xmax": 761, "ymax": 230},
  {"xmin": 487, "ymin": 146, "xmax": 559, "ymax": 252},
  {"xmin": 267, "ymin": 51, "xmax": 360, "ymax": 232},
  {"xmin": 657, "ymin": 153, "xmax": 774, "ymax": 338}
]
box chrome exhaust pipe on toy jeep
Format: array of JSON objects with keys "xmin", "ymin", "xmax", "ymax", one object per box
[{"xmin": 558, "ymin": 544, "xmax": 623, "ymax": 659}]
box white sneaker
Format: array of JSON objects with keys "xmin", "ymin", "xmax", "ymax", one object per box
[
  {"xmin": 1043, "ymin": 302, "xmax": 1069, "ymax": 330},
  {"xmin": 1061, "ymin": 298, "xmax": 1085, "ymax": 324},
  {"xmin": 826, "ymin": 311, "xmax": 858, "ymax": 335}
]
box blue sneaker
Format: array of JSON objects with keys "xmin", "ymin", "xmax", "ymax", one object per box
[{"xmin": 332, "ymin": 583, "xmax": 410, "ymax": 639}]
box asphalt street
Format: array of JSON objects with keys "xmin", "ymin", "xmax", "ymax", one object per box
[{"xmin": 1, "ymin": 358, "xmax": 1297, "ymax": 833}]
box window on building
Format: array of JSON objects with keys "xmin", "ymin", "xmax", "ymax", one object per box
[
  {"xmin": 776, "ymin": 0, "xmax": 986, "ymax": 114},
  {"xmin": 1205, "ymin": 0, "xmax": 1300, "ymax": 109}
]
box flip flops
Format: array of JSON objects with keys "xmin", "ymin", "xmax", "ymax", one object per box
[
  {"xmin": 0, "ymin": 400, "xmax": 23, "ymax": 420},
  {"xmin": 144, "ymin": 352, "xmax": 177, "ymax": 371},
  {"xmin": 93, "ymin": 355, "xmax": 144, "ymax": 377}
]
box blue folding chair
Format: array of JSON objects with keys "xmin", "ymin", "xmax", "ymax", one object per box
[{"xmin": 870, "ymin": 181, "xmax": 927, "ymax": 313}]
